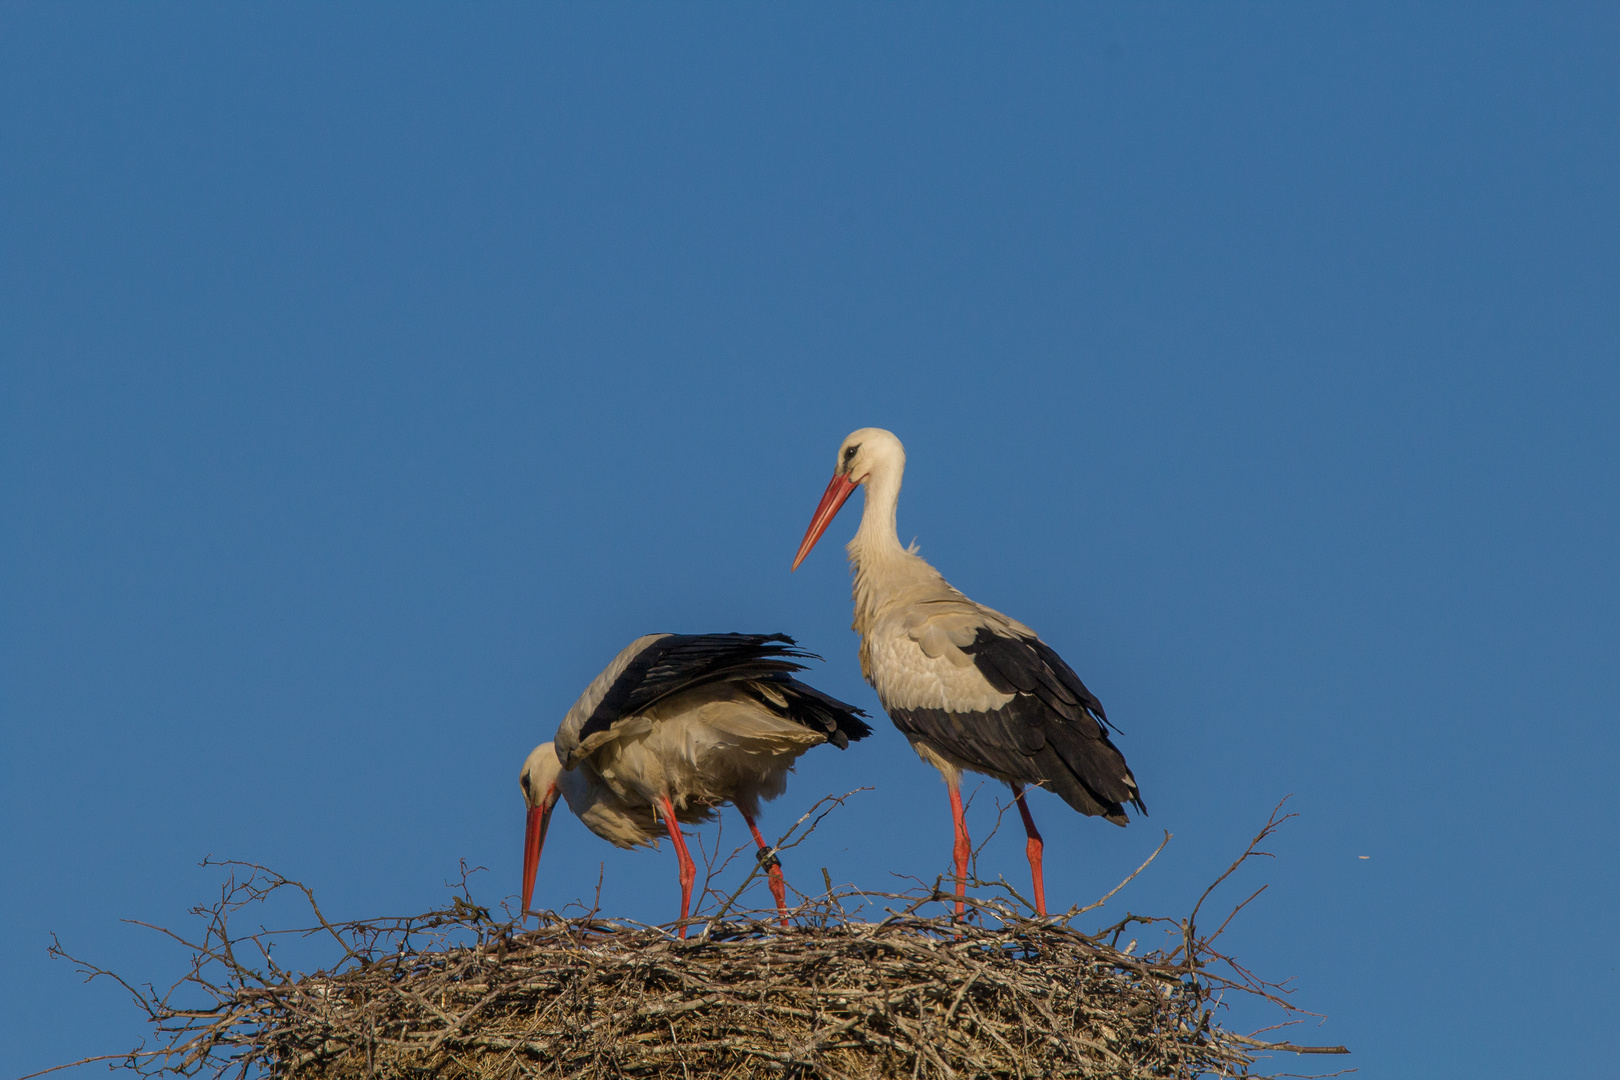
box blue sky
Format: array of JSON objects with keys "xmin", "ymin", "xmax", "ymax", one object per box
[{"xmin": 3, "ymin": 4, "xmax": 1616, "ymax": 1076}]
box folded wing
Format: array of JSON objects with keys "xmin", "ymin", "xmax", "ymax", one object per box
[
  {"xmin": 557, "ymin": 633, "xmax": 868, "ymax": 769},
  {"xmin": 881, "ymin": 603, "xmax": 1144, "ymax": 823}
]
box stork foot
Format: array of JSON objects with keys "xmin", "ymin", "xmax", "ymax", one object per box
[
  {"xmin": 1012, "ymin": 784, "xmax": 1047, "ymax": 917},
  {"xmin": 766, "ymin": 866, "xmax": 790, "ymax": 928},
  {"xmin": 741, "ymin": 810, "xmax": 792, "ymax": 928},
  {"xmin": 660, "ymin": 794, "xmax": 697, "ymax": 939},
  {"xmin": 948, "ymin": 783, "xmax": 971, "ymax": 920}
]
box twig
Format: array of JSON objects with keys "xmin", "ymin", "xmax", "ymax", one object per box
[
  {"xmin": 1184, "ymin": 796, "xmax": 1295, "ymax": 966},
  {"xmin": 1071, "ymin": 828, "xmax": 1173, "ymax": 918}
]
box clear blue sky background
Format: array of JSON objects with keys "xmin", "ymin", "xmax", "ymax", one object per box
[{"xmin": 3, "ymin": 4, "xmax": 1616, "ymax": 1077}]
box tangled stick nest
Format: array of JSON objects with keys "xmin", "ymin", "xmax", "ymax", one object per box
[{"xmin": 45, "ymin": 797, "xmax": 1348, "ymax": 1080}]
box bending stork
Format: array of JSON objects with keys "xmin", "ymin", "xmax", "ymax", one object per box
[
  {"xmin": 791, "ymin": 428, "xmax": 1144, "ymax": 917},
  {"xmin": 520, "ymin": 632, "xmax": 870, "ymax": 937}
]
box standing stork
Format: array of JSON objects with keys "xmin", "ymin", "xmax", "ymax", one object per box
[
  {"xmin": 790, "ymin": 428, "xmax": 1144, "ymax": 917},
  {"xmin": 520, "ymin": 632, "xmax": 870, "ymax": 937}
]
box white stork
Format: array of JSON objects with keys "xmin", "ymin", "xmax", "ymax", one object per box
[
  {"xmin": 519, "ymin": 632, "xmax": 870, "ymax": 937},
  {"xmin": 791, "ymin": 428, "xmax": 1144, "ymax": 917}
]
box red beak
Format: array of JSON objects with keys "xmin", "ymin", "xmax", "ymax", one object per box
[
  {"xmin": 521, "ymin": 788, "xmax": 557, "ymax": 913},
  {"xmin": 791, "ymin": 473, "xmax": 859, "ymax": 571}
]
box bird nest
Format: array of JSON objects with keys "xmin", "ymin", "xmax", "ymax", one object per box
[{"xmin": 46, "ymin": 799, "xmax": 1347, "ymax": 1080}]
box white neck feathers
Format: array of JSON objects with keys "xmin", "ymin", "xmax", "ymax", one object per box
[{"xmin": 844, "ymin": 453, "xmax": 943, "ymax": 644}]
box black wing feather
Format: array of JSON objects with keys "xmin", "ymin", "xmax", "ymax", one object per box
[
  {"xmin": 741, "ymin": 677, "xmax": 872, "ymax": 748},
  {"xmin": 967, "ymin": 630, "xmax": 1111, "ymax": 731},
  {"xmin": 574, "ymin": 633, "xmax": 828, "ymax": 749},
  {"xmin": 890, "ymin": 627, "xmax": 1147, "ymax": 822}
]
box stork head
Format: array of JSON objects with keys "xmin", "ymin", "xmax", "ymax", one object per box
[
  {"xmin": 518, "ymin": 742, "xmax": 564, "ymax": 913},
  {"xmin": 792, "ymin": 427, "xmax": 905, "ymax": 571}
]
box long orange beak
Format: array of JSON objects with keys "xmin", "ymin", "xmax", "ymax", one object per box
[
  {"xmin": 521, "ymin": 787, "xmax": 558, "ymax": 913},
  {"xmin": 791, "ymin": 473, "xmax": 859, "ymax": 571}
]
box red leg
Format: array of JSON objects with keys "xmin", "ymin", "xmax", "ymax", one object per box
[
  {"xmin": 659, "ymin": 794, "xmax": 697, "ymax": 939},
  {"xmin": 1012, "ymin": 783, "xmax": 1047, "ymax": 917},
  {"xmin": 741, "ymin": 810, "xmax": 790, "ymax": 928},
  {"xmin": 947, "ymin": 782, "xmax": 971, "ymax": 919}
]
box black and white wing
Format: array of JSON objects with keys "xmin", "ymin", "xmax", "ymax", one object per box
[
  {"xmin": 872, "ymin": 599, "xmax": 1145, "ymax": 823},
  {"xmin": 738, "ymin": 676, "xmax": 873, "ymax": 749},
  {"xmin": 555, "ymin": 632, "xmax": 868, "ymax": 769}
]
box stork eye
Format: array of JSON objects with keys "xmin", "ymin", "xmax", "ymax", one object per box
[
  {"xmin": 520, "ymin": 773, "xmax": 531, "ymax": 795},
  {"xmin": 843, "ymin": 444, "xmax": 860, "ymax": 464}
]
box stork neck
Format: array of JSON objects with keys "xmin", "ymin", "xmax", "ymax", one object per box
[
  {"xmin": 853, "ymin": 462, "xmax": 904, "ymax": 556},
  {"xmin": 846, "ymin": 459, "xmax": 921, "ymax": 638}
]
